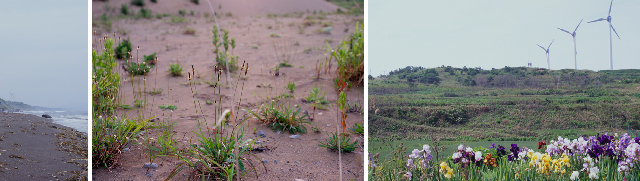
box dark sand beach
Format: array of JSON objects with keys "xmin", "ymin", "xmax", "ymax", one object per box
[{"xmin": 0, "ymin": 112, "xmax": 87, "ymax": 180}]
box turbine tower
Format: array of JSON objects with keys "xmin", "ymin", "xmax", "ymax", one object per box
[
  {"xmin": 588, "ymin": 0, "xmax": 621, "ymax": 70},
  {"xmin": 537, "ymin": 39, "xmax": 554, "ymax": 70},
  {"xmin": 557, "ymin": 19, "xmax": 582, "ymax": 70}
]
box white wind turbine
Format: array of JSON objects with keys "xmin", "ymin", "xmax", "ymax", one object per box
[
  {"xmin": 557, "ymin": 19, "xmax": 582, "ymax": 70},
  {"xmin": 588, "ymin": 0, "xmax": 621, "ymax": 70},
  {"xmin": 537, "ymin": 39, "xmax": 554, "ymax": 70}
]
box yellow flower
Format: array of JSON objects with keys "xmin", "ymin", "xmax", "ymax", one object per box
[{"xmin": 445, "ymin": 167, "xmax": 454, "ymax": 179}]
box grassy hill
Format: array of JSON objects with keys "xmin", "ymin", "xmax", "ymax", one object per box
[{"xmin": 369, "ymin": 66, "xmax": 640, "ymax": 142}]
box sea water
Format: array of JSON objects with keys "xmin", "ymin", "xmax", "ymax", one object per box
[{"xmin": 21, "ymin": 110, "xmax": 88, "ymax": 133}]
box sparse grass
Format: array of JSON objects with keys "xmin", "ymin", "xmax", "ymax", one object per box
[
  {"xmin": 131, "ymin": 0, "xmax": 145, "ymax": 7},
  {"xmin": 287, "ymin": 81, "xmax": 295, "ymax": 92},
  {"xmin": 205, "ymin": 100, "xmax": 214, "ymax": 105},
  {"xmin": 134, "ymin": 98, "xmax": 146, "ymax": 107},
  {"xmin": 329, "ymin": 23, "xmax": 363, "ymax": 86},
  {"xmin": 125, "ymin": 62, "xmax": 153, "ymax": 75},
  {"xmin": 212, "ymin": 25, "xmax": 239, "ymax": 72},
  {"xmin": 183, "ymin": 27, "xmax": 196, "ymax": 35},
  {"xmin": 305, "ymin": 87, "xmax": 329, "ymax": 110},
  {"xmin": 169, "ymin": 63, "xmax": 183, "ymax": 76},
  {"xmin": 247, "ymin": 101, "xmax": 310, "ymax": 134},
  {"xmin": 349, "ymin": 123, "xmax": 364, "ymax": 135},
  {"xmin": 148, "ymin": 88, "xmax": 163, "ymax": 95},
  {"xmin": 318, "ymin": 132, "xmax": 358, "ymax": 153},
  {"xmin": 190, "ymin": 0, "xmax": 199, "ymax": 5},
  {"xmin": 158, "ymin": 104, "xmax": 177, "ymax": 110},
  {"xmin": 169, "ymin": 15, "xmax": 186, "ymax": 24},
  {"xmin": 178, "ymin": 9, "xmax": 186, "ymax": 16},
  {"xmin": 139, "ymin": 8, "xmax": 152, "ymax": 19},
  {"xmin": 120, "ymin": 4, "xmax": 129, "ymax": 15}
]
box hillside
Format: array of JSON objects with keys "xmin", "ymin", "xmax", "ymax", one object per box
[
  {"xmin": 369, "ymin": 66, "xmax": 640, "ymax": 141},
  {"xmin": 0, "ymin": 97, "xmax": 35, "ymax": 111}
]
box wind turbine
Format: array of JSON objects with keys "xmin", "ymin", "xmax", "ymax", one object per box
[
  {"xmin": 557, "ymin": 19, "xmax": 582, "ymax": 70},
  {"xmin": 537, "ymin": 39, "xmax": 554, "ymax": 70},
  {"xmin": 588, "ymin": 0, "xmax": 620, "ymax": 70}
]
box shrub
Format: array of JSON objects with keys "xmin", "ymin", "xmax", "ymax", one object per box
[{"xmin": 139, "ymin": 8, "xmax": 152, "ymax": 19}]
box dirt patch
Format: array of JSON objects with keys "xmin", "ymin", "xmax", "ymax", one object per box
[{"xmin": 92, "ymin": 0, "xmax": 363, "ymax": 180}]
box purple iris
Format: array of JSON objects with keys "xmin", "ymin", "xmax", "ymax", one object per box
[
  {"xmin": 497, "ymin": 145, "xmax": 506, "ymax": 157},
  {"xmin": 587, "ymin": 144, "xmax": 603, "ymax": 159},
  {"xmin": 490, "ymin": 143, "xmax": 496, "ymax": 149},
  {"xmin": 508, "ymin": 144, "xmax": 520, "ymax": 161},
  {"xmin": 597, "ymin": 133, "xmax": 614, "ymax": 145}
]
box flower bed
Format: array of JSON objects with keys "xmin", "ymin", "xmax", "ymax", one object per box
[{"xmin": 370, "ymin": 133, "xmax": 640, "ymax": 180}]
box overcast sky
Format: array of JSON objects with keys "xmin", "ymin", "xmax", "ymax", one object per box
[
  {"xmin": 0, "ymin": 1, "xmax": 87, "ymax": 110},
  {"xmin": 369, "ymin": 0, "xmax": 640, "ymax": 77}
]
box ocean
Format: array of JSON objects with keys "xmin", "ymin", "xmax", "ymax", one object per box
[{"xmin": 21, "ymin": 110, "xmax": 88, "ymax": 133}]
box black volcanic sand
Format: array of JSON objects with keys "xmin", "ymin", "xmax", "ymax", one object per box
[{"xmin": 0, "ymin": 112, "xmax": 87, "ymax": 180}]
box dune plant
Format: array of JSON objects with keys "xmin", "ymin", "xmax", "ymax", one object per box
[
  {"xmin": 287, "ymin": 81, "xmax": 295, "ymax": 92},
  {"xmin": 305, "ymin": 87, "xmax": 329, "ymax": 110},
  {"xmin": 328, "ymin": 22, "xmax": 364, "ymax": 87},
  {"xmin": 212, "ymin": 25, "xmax": 239, "ymax": 73},
  {"xmin": 138, "ymin": 8, "xmax": 152, "ymax": 19},
  {"xmin": 319, "ymin": 132, "xmax": 358, "ymax": 153},
  {"xmin": 120, "ymin": 4, "xmax": 129, "ymax": 15},
  {"xmin": 93, "ymin": 37, "xmax": 121, "ymax": 113},
  {"xmin": 158, "ymin": 104, "xmax": 177, "ymax": 110},
  {"xmin": 115, "ymin": 38, "xmax": 132, "ymax": 60},
  {"xmin": 349, "ymin": 122, "xmax": 364, "ymax": 135},
  {"xmin": 93, "ymin": 117, "xmax": 148, "ymax": 169},
  {"xmin": 124, "ymin": 61, "xmax": 153, "ymax": 75},
  {"xmin": 169, "ymin": 63, "xmax": 183, "ymax": 76},
  {"xmin": 130, "ymin": 0, "xmax": 145, "ymax": 7},
  {"xmin": 272, "ymin": 39, "xmax": 299, "ymax": 68},
  {"xmin": 247, "ymin": 101, "xmax": 310, "ymax": 134},
  {"xmin": 148, "ymin": 88, "xmax": 162, "ymax": 95}
]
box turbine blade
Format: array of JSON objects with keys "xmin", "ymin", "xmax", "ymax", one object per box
[
  {"xmin": 588, "ymin": 18, "xmax": 606, "ymax": 23},
  {"xmin": 574, "ymin": 19, "xmax": 583, "ymax": 32},
  {"xmin": 537, "ymin": 44, "xmax": 546, "ymax": 51},
  {"xmin": 609, "ymin": 0, "xmax": 614, "ymax": 15},
  {"xmin": 557, "ymin": 28, "xmax": 572, "ymax": 34},
  {"xmin": 610, "ymin": 24, "xmax": 621, "ymax": 39},
  {"xmin": 548, "ymin": 39, "xmax": 554, "ymax": 49}
]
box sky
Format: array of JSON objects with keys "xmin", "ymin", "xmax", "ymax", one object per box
[
  {"xmin": 369, "ymin": 0, "xmax": 640, "ymax": 77},
  {"xmin": 0, "ymin": 1, "xmax": 87, "ymax": 110}
]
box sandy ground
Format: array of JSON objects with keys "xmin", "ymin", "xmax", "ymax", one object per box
[
  {"xmin": 0, "ymin": 112, "xmax": 87, "ymax": 180},
  {"xmin": 92, "ymin": 0, "xmax": 364, "ymax": 180}
]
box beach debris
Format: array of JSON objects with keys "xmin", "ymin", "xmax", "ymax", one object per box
[
  {"xmin": 289, "ymin": 135, "xmax": 300, "ymax": 139},
  {"xmin": 143, "ymin": 163, "xmax": 158, "ymax": 169},
  {"xmin": 42, "ymin": 114, "xmax": 52, "ymax": 118},
  {"xmin": 123, "ymin": 148, "xmax": 130, "ymax": 152},
  {"xmin": 257, "ymin": 130, "xmax": 266, "ymax": 138},
  {"xmin": 9, "ymin": 155, "xmax": 23, "ymax": 159},
  {"xmin": 261, "ymin": 158, "xmax": 268, "ymax": 163}
]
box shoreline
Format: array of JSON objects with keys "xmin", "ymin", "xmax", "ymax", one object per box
[{"xmin": 0, "ymin": 112, "xmax": 87, "ymax": 180}]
